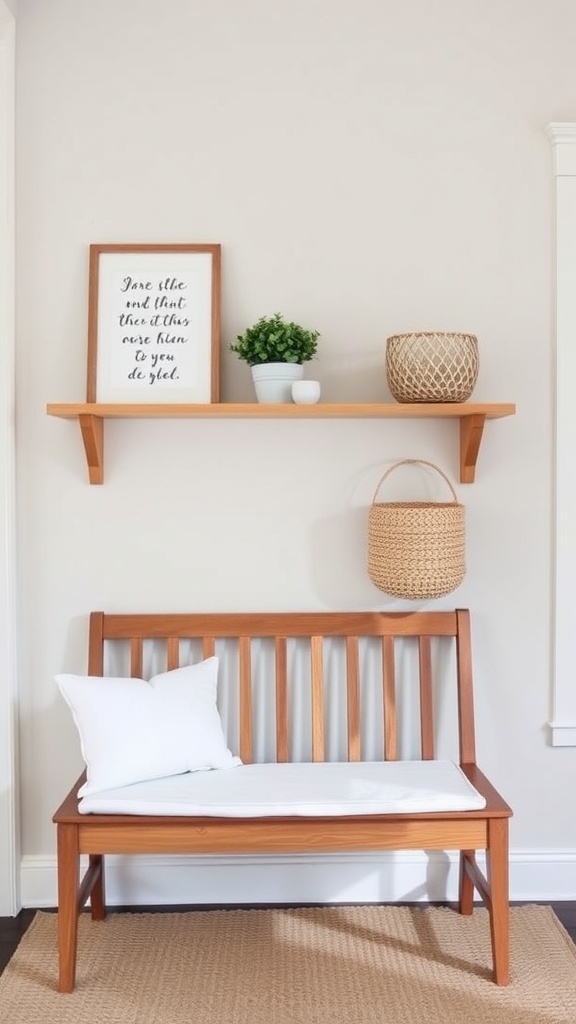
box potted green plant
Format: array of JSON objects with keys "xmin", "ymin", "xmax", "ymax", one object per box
[{"xmin": 230, "ymin": 312, "xmax": 320, "ymax": 403}]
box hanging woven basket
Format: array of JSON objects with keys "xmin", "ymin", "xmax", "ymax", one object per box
[{"xmin": 368, "ymin": 459, "xmax": 466, "ymax": 599}]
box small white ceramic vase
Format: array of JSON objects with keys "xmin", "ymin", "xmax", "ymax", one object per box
[{"xmin": 291, "ymin": 380, "xmax": 321, "ymax": 404}]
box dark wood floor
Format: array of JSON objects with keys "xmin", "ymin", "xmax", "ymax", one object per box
[{"xmin": 2, "ymin": 902, "xmax": 576, "ymax": 976}]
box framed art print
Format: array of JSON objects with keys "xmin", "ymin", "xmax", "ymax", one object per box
[{"xmin": 86, "ymin": 243, "xmax": 221, "ymax": 403}]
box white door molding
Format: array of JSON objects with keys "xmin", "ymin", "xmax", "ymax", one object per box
[
  {"xmin": 0, "ymin": 2, "xmax": 18, "ymax": 914},
  {"xmin": 547, "ymin": 123, "xmax": 576, "ymax": 746}
]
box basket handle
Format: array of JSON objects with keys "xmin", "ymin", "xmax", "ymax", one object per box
[{"xmin": 372, "ymin": 459, "xmax": 459, "ymax": 504}]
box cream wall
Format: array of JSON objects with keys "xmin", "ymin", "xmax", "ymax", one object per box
[{"xmin": 12, "ymin": 0, "xmax": 576, "ymax": 905}]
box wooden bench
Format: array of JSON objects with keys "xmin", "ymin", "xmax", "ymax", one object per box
[{"xmin": 53, "ymin": 609, "xmax": 512, "ymax": 992}]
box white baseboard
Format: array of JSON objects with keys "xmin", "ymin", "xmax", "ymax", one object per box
[{"xmin": 19, "ymin": 849, "xmax": 576, "ymax": 909}]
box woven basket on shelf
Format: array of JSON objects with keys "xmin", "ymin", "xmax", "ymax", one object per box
[
  {"xmin": 386, "ymin": 331, "xmax": 479, "ymax": 403},
  {"xmin": 368, "ymin": 459, "xmax": 465, "ymax": 599}
]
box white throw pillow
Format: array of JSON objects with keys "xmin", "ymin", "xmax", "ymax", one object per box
[{"xmin": 56, "ymin": 658, "xmax": 241, "ymax": 797}]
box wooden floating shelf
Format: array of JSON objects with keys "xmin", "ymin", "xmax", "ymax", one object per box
[{"xmin": 46, "ymin": 401, "xmax": 516, "ymax": 485}]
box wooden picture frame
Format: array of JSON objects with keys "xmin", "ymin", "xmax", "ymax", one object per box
[{"xmin": 86, "ymin": 243, "xmax": 221, "ymax": 403}]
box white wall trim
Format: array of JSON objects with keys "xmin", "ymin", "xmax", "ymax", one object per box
[
  {"xmin": 548, "ymin": 724, "xmax": 576, "ymax": 747},
  {"xmin": 20, "ymin": 849, "xmax": 576, "ymax": 909},
  {"xmin": 547, "ymin": 123, "xmax": 576, "ymax": 747},
  {"xmin": 0, "ymin": 3, "xmax": 19, "ymax": 917}
]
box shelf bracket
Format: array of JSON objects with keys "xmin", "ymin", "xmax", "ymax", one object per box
[
  {"xmin": 78, "ymin": 414, "xmax": 104, "ymax": 485},
  {"xmin": 459, "ymin": 414, "xmax": 486, "ymax": 484}
]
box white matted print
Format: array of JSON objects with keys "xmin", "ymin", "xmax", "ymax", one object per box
[{"xmin": 87, "ymin": 244, "xmax": 221, "ymax": 403}]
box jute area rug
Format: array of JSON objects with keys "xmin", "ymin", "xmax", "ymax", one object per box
[{"xmin": 1, "ymin": 905, "xmax": 576, "ymax": 1023}]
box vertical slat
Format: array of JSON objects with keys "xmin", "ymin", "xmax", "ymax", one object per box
[
  {"xmin": 88, "ymin": 612, "xmax": 105, "ymax": 675},
  {"xmin": 419, "ymin": 636, "xmax": 434, "ymax": 759},
  {"xmin": 275, "ymin": 637, "xmax": 288, "ymax": 763},
  {"xmin": 346, "ymin": 636, "xmax": 361, "ymax": 761},
  {"xmin": 311, "ymin": 636, "xmax": 324, "ymax": 762},
  {"xmin": 455, "ymin": 608, "xmax": 476, "ymax": 763},
  {"xmin": 382, "ymin": 635, "xmax": 398, "ymax": 760},
  {"xmin": 130, "ymin": 637, "xmax": 143, "ymax": 678},
  {"xmin": 166, "ymin": 637, "xmax": 179, "ymax": 671},
  {"xmin": 203, "ymin": 637, "xmax": 216, "ymax": 659},
  {"xmin": 238, "ymin": 636, "xmax": 252, "ymax": 764}
]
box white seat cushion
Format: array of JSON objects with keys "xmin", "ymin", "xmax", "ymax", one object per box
[{"xmin": 78, "ymin": 759, "xmax": 486, "ymax": 816}]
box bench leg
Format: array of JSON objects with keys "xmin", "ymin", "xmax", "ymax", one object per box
[
  {"xmin": 56, "ymin": 823, "xmax": 81, "ymax": 993},
  {"xmin": 458, "ymin": 850, "xmax": 475, "ymax": 915},
  {"xmin": 486, "ymin": 818, "xmax": 510, "ymax": 986},
  {"xmin": 89, "ymin": 855, "xmax": 106, "ymax": 921}
]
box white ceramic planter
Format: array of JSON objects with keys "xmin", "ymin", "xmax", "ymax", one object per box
[{"xmin": 251, "ymin": 363, "xmax": 304, "ymax": 403}]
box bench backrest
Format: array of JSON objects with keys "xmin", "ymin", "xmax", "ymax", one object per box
[{"xmin": 87, "ymin": 609, "xmax": 477, "ymax": 767}]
